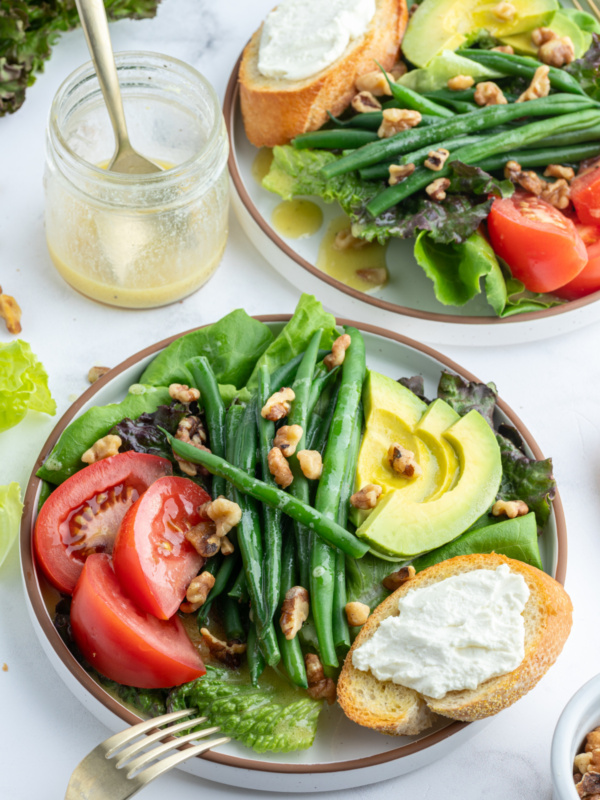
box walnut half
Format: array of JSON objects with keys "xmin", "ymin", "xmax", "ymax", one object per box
[
  {"xmin": 81, "ymin": 434, "xmax": 122, "ymax": 464},
  {"xmin": 280, "ymin": 586, "xmax": 309, "ymax": 640},
  {"xmin": 492, "ymin": 499, "xmax": 529, "ymax": 519}
]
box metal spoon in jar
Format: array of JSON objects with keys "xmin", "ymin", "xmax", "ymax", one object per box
[{"xmin": 74, "ymin": 0, "xmax": 162, "ymax": 174}]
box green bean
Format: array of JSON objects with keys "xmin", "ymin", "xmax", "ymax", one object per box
[
  {"xmin": 307, "ymin": 382, "xmax": 340, "ymax": 453},
  {"xmin": 311, "ymin": 328, "xmax": 366, "ymax": 667},
  {"xmin": 524, "ymin": 123, "xmax": 600, "ymax": 149},
  {"xmin": 277, "ymin": 532, "xmax": 309, "ymax": 688},
  {"xmin": 307, "ymin": 364, "xmax": 340, "ymax": 421},
  {"xmin": 287, "ymin": 330, "xmax": 322, "ymax": 591},
  {"xmin": 366, "ymin": 108, "xmax": 600, "ymax": 216},
  {"xmin": 359, "ymin": 134, "xmax": 486, "ymax": 180},
  {"xmin": 234, "ymin": 402, "xmax": 280, "ymax": 666},
  {"xmin": 326, "ymin": 109, "xmax": 444, "ymax": 131},
  {"xmin": 459, "ymin": 49, "xmax": 587, "ymax": 96},
  {"xmin": 321, "ymin": 95, "xmax": 597, "ymax": 179},
  {"xmin": 187, "ymin": 356, "xmax": 226, "ymax": 499},
  {"xmin": 256, "ymin": 365, "xmax": 283, "ymax": 626},
  {"xmin": 165, "ymin": 432, "xmax": 369, "ymax": 559},
  {"xmin": 270, "ymin": 349, "xmax": 329, "ymax": 393},
  {"xmin": 293, "ymin": 129, "xmax": 379, "ymax": 150},
  {"xmin": 221, "ymin": 594, "xmax": 245, "ymax": 642},
  {"xmin": 386, "ymin": 77, "xmax": 454, "ymax": 118},
  {"xmin": 475, "ymin": 143, "xmax": 600, "ymax": 173},
  {"xmin": 331, "ymin": 405, "xmax": 363, "ymax": 653},
  {"xmin": 196, "ymin": 551, "xmax": 238, "ymax": 627},
  {"xmin": 228, "ymin": 566, "xmax": 248, "ymax": 601},
  {"xmin": 247, "ymin": 623, "xmax": 265, "ymax": 687},
  {"xmin": 423, "ymin": 90, "xmax": 476, "ymax": 114}
]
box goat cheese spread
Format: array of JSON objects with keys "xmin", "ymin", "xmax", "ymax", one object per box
[
  {"xmin": 352, "ymin": 565, "xmax": 530, "ymax": 699},
  {"xmin": 257, "ymin": 0, "xmax": 376, "ymax": 81}
]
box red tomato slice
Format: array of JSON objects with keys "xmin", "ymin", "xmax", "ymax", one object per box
[
  {"xmin": 555, "ymin": 223, "xmax": 600, "ymax": 300},
  {"xmin": 487, "ymin": 192, "xmax": 587, "ymax": 292},
  {"xmin": 571, "ymin": 160, "xmax": 600, "ymax": 226},
  {"xmin": 113, "ymin": 477, "xmax": 210, "ymax": 620},
  {"xmin": 71, "ymin": 554, "xmax": 205, "ymax": 688},
  {"xmin": 34, "ymin": 452, "xmax": 172, "ymax": 595}
]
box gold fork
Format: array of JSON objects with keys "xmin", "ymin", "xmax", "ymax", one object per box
[
  {"xmin": 572, "ymin": 0, "xmax": 600, "ymax": 22},
  {"xmin": 64, "ymin": 709, "xmax": 229, "ymax": 800}
]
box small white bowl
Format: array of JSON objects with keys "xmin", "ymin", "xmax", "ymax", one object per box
[{"xmin": 551, "ymin": 673, "xmax": 600, "ymax": 800}]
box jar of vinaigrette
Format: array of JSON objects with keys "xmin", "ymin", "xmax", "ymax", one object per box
[{"xmin": 45, "ymin": 52, "xmax": 229, "ymax": 308}]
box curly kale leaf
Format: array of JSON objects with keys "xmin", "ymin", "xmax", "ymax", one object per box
[
  {"xmin": 565, "ymin": 33, "xmax": 600, "ymax": 101},
  {"xmin": 111, "ymin": 403, "xmax": 188, "ymax": 461}
]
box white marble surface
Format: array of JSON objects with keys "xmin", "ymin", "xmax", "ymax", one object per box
[{"xmin": 0, "ymin": 1, "xmax": 599, "ymax": 797}]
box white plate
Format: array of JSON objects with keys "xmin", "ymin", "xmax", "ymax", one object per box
[
  {"xmin": 20, "ymin": 316, "xmax": 567, "ymax": 793},
  {"xmin": 225, "ymin": 55, "xmax": 600, "ymax": 347}
]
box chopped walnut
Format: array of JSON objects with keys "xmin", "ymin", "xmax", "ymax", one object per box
[
  {"xmin": 378, "ymin": 108, "xmax": 422, "ymax": 139},
  {"xmin": 447, "ymin": 74, "xmax": 474, "ymax": 91},
  {"xmin": 185, "ymin": 571, "xmax": 215, "ymax": 606},
  {"xmin": 87, "ymin": 366, "xmax": 110, "ymax": 384},
  {"xmin": 81, "ymin": 434, "xmax": 121, "ymax": 464},
  {"xmin": 576, "ymin": 753, "xmax": 594, "ymax": 775},
  {"xmin": 541, "ymin": 178, "xmax": 571, "ymax": 210},
  {"xmin": 474, "ymin": 81, "xmax": 507, "ymax": 106},
  {"xmin": 297, "ymin": 449, "xmax": 323, "ymax": 480},
  {"xmin": 516, "ymin": 170, "xmax": 546, "ymax": 196},
  {"xmin": 324, "ymin": 333, "xmax": 351, "ymax": 371},
  {"xmin": 185, "ymin": 520, "xmax": 221, "ymax": 558},
  {"xmin": 576, "ymin": 771, "xmax": 600, "ymax": 798},
  {"xmin": 220, "ymin": 535, "xmax": 235, "ymax": 556},
  {"xmin": 305, "ymin": 653, "xmax": 336, "ymax": 704},
  {"xmin": 492, "ymin": 1, "xmax": 516, "ymax": 21},
  {"xmin": 174, "ymin": 415, "xmax": 210, "ymax": 477},
  {"xmin": 280, "ymin": 586, "xmax": 309, "ymax": 640},
  {"xmin": 491, "ymin": 45, "xmax": 514, "ymax": 54},
  {"xmin": 518, "ymin": 65, "xmax": 550, "ymax": 102},
  {"xmin": 425, "ymin": 177, "xmax": 451, "ymax": 202},
  {"xmin": 388, "ymin": 444, "xmax": 422, "ymax": 478},
  {"xmin": 531, "ymin": 27, "xmax": 557, "ymax": 47},
  {"xmin": 504, "ymin": 160, "xmax": 522, "ymax": 182},
  {"xmin": 388, "ymin": 162, "xmax": 416, "ymax": 185},
  {"xmin": 199, "ymin": 496, "xmax": 242, "ymax": 538},
  {"xmin": 356, "ymin": 267, "xmax": 388, "ymax": 286},
  {"xmin": 261, "ymin": 387, "xmax": 295, "ymax": 421},
  {"xmin": 268, "ymin": 446, "xmax": 294, "ymax": 488},
  {"xmin": 390, "ymin": 61, "xmax": 408, "ymax": 80},
  {"xmin": 586, "ymin": 730, "xmax": 600, "ymax": 753},
  {"xmin": 351, "ymin": 90, "xmax": 382, "ymax": 113},
  {"xmin": 274, "ymin": 424, "xmax": 303, "ymax": 457},
  {"xmin": 168, "ymin": 383, "xmax": 200, "ymax": 404},
  {"xmin": 382, "ymin": 564, "xmax": 416, "ymax": 592},
  {"xmin": 333, "ymin": 228, "xmax": 369, "ymax": 250},
  {"xmin": 355, "ymin": 70, "xmax": 393, "ymax": 96},
  {"xmin": 200, "ymin": 627, "xmax": 246, "ymax": 668},
  {"xmin": 424, "ymin": 148, "xmax": 450, "ymax": 171},
  {"xmin": 544, "ymin": 164, "xmax": 575, "ymax": 181},
  {"xmin": 345, "ymin": 601, "xmax": 370, "ymax": 627},
  {"xmin": 350, "ymin": 483, "xmax": 382, "ymax": 509},
  {"xmin": 539, "ymin": 36, "xmax": 575, "ymax": 67},
  {"xmin": 492, "ymin": 499, "xmax": 529, "ymax": 519},
  {"xmin": 0, "ymin": 288, "xmax": 22, "ymax": 334}
]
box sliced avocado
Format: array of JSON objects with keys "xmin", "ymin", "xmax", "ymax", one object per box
[
  {"xmin": 498, "ymin": 10, "xmax": 592, "ymax": 58},
  {"xmin": 398, "ymin": 50, "xmax": 502, "ymax": 93},
  {"xmin": 356, "ymin": 410, "xmax": 502, "ymax": 557},
  {"xmin": 402, "ymin": 0, "xmax": 559, "ymax": 68},
  {"xmin": 414, "ymin": 398, "xmax": 460, "ymax": 500}
]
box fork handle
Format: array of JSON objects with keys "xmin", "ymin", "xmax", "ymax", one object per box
[{"xmin": 74, "ymin": 0, "xmax": 131, "ymax": 151}]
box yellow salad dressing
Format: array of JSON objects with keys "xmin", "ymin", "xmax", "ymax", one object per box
[
  {"xmin": 271, "ymin": 199, "xmax": 324, "ymax": 239},
  {"xmin": 317, "ymin": 216, "xmax": 389, "ymax": 292}
]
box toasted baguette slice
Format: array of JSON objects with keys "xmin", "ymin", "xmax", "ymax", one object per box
[
  {"xmin": 337, "ymin": 554, "xmax": 572, "ymax": 735},
  {"xmin": 239, "ymin": 0, "xmax": 408, "ymax": 148}
]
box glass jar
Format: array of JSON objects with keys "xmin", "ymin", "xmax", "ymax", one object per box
[{"xmin": 44, "ymin": 52, "xmax": 229, "ymax": 309}]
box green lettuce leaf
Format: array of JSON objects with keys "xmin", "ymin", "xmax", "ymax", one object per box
[
  {"xmin": 346, "ymin": 552, "xmax": 402, "ymax": 612},
  {"xmin": 140, "ymin": 310, "xmax": 274, "ymax": 390},
  {"xmin": 561, "ymin": 8, "xmax": 600, "ymax": 37},
  {"xmin": 0, "ymin": 482, "xmax": 22, "ymax": 569},
  {"xmin": 167, "ymin": 666, "xmax": 322, "ymax": 753},
  {"xmin": 397, "ymin": 49, "xmax": 501, "ymax": 93},
  {"xmin": 37, "ymin": 384, "xmax": 171, "ymax": 485},
  {"xmin": 246, "ymin": 294, "xmax": 338, "ymax": 392},
  {"xmin": 566, "ymin": 32, "xmax": 600, "ymax": 101},
  {"xmin": 0, "ymin": 340, "xmax": 56, "ymax": 432}
]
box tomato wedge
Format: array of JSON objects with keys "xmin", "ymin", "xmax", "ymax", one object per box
[
  {"xmin": 555, "ymin": 222, "xmax": 600, "ymax": 300},
  {"xmin": 34, "ymin": 452, "xmax": 172, "ymax": 595},
  {"xmin": 487, "ymin": 192, "xmax": 587, "ymax": 293},
  {"xmin": 113, "ymin": 477, "xmax": 210, "ymax": 619},
  {"xmin": 71, "ymin": 554, "xmax": 205, "ymax": 688},
  {"xmin": 571, "ymin": 159, "xmax": 600, "ymax": 226}
]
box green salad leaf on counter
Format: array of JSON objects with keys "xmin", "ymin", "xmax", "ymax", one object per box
[
  {"xmin": 0, "ymin": 482, "xmax": 22, "ymax": 569},
  {"xmin": 0, "ymin": 340, "xmax": 56, "ymax": 433}
]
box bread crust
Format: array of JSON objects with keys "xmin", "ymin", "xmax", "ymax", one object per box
[
  {"xmin": 239, "ymin": 0, "xmax": 408, "ymax": 147},
  {"xmin": 337, "ymin": 554, "xmax": 572, "ymax": 735}
]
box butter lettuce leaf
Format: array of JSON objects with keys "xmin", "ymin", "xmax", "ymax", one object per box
[
  {"xmin": 0, "ymin": 340, "xmax": 56, "ymax": 432},
  {"xmin": 167, "ymin": 666, "xmax": 322, "ymax": 753},
  {"xmin": 0, "ymin": 482, "xmax": 22, "ymax": 569},
  {"xmin": 346, "ymin": 552, "xmax": 402, "ymax": 612}
]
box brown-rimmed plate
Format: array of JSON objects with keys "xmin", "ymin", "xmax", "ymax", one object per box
[
  {"xmin": 20, "ymin": 316, "xmax": 566, "ymax": 793},
  {"xmin": 225, "ymin": 54, "xmax": 600, "ymax": 347}
]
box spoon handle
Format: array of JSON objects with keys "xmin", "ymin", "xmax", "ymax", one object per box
[{"xmin": 75, "ymin": 0, "xmax": 130, "ymax": 150}]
